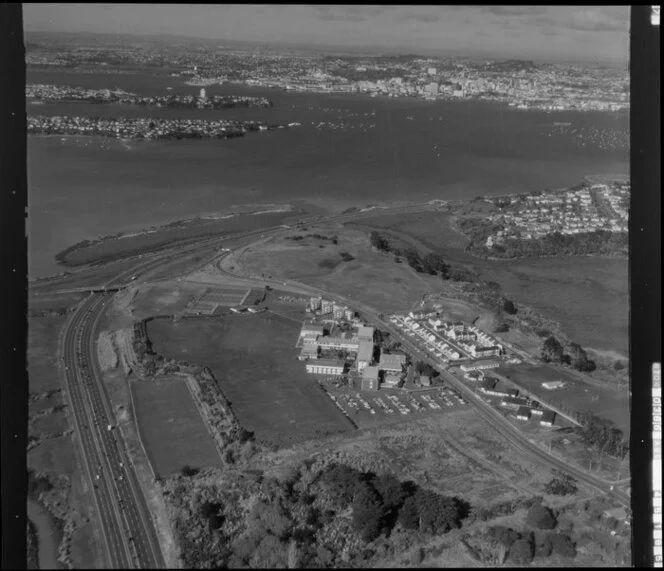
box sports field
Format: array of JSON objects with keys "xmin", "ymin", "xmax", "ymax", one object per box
[
  {"xmin": 147, "ymin": 312, "xmax": 353, "ymax": 447},
  {"xmin": 131, "ymin": 377, "xmax": 223, "ymax": 477}
]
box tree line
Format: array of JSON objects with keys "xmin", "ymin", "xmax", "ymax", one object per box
[
  {"xmin": 369, "ymin": 231, "xmax": 476, "ymax": 281},
  {"xmin": 540, "ymin": 335, "xmax": 596, "ymax": 372}
]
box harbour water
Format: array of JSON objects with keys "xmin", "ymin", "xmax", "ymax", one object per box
[{"xmin": 27, "ymin": 69, "xmax": 629, "ymax": 352}]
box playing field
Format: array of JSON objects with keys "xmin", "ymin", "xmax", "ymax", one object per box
[
  {"xmin": 147, "ymin": 312, "xmax": 354, "ymax": 447},
  {"xmin": 131, "ymin": 377, "xmax": 223, "ymax": 477}
]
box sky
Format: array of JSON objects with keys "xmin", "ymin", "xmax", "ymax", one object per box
[{"xmin": 23, "ymin": 4, "xmax": 630, "ymax": 63}]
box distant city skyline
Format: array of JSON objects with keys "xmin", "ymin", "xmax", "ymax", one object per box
[{"xmin": 23, "ymin": 4, "xmax": 630, "ymax": 63}]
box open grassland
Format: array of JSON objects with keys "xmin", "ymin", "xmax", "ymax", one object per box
[
  {"xmin": 57, "ymin": 210, "xmax": 299, "ymax": 267},
  {"xmin": 29, "ymin": 291, "xmax": 88, "ymax": 316},
  {"xmin": 498, "ymin": 364, "xmax": 629, "ymax": 434},
  {"xmin": 146, "ymin": 313, "xmax": 353, "ymax": 447},
  {"xmin": 131, "ymin": 377, "xmax": 223, "ymax": 477},
  {"xmin": 236, "ymin": 226, "xmax": 440, "ymax": 313},
  {"xmin": 347, "ymin": 210, "xmax": 471, "ymax": 255}
]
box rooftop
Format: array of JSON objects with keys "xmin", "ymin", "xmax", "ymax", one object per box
[
  {"xmin": 309, "ymin": 358, "xmax": 345, "ymax": 368},
  {"xmin": 362, "ymin": 366, "xmax": 380, "ymax": 380}
]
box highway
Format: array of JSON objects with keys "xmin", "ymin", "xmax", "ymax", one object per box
[
  {"xmin": 63, "ymin": 293, "xmax": 164, "ymax": 568},
  {"xmin": 44, "ymin": 199, "xmax": 628, "ymax": 567}
]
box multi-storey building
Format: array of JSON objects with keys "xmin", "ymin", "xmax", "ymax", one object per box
[{"xmin": 306, "ymin": 358, "xmax": 345, "ymax": 376}]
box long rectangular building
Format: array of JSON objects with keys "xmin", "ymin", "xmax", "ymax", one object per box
[
  {"xmin": 306, "ymin": 358, "xmax": 345, "ymax": 376},
  {"xmin": 461, "ymin": 360, "xmax": 500, "ymax": 372}
]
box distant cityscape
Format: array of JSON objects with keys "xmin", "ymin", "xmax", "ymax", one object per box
[{"xmin": 26, "ymin": 36, "xmax": 629, "ymax": 112}]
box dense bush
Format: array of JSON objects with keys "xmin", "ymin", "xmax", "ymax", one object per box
[
  {"xmin": 509, "ymin": 538, "xmax": 535, "ymax": 564},
  {"xmin": 526, "ymin": 501, "xmax": 558, "ymax": 530},
  {"xmin": 550, "ymin": 533, "xmax": 577, "ymax": 558},
  {"xmin": 544, "ymin": 473, "xmax": 578, "ymax": 496}
]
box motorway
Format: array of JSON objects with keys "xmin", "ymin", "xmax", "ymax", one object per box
[{"xmin": 42, "ymin": 200, "xmax": 627, "ymax": 567}]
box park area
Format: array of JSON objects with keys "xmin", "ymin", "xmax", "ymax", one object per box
[
  {"xmin": 131, "ymin": 377, "xmax": 223, "ymax": 477},
  {"xmin": 146, "ymin": 312, "xmax": 354, "ymax": 447}
]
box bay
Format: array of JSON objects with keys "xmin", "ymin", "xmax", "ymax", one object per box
[{"xmin": 27, "ymin": 71, "xmax": 629, "ymax": 355}]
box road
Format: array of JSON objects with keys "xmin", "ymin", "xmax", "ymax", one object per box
[
  {"xmin": 63, "ymin": 293, "xmax": 163, "ymax": 568},
  {"xmin": 43, "ymin": 199, "xmax": 628, "ymax": 567},
  {"xmin": 211, "ymin": 247, "xmax": 632, "ymax": 507}
]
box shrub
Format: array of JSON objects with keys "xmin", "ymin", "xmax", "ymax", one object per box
[{"xmin": 180, "ymin": 464, "xmax": 199, "ymax": 477}]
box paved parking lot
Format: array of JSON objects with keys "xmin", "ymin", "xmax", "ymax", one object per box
[{"xmin": 326, "ymin": 387, "xmax": 470, "ymax": 427}]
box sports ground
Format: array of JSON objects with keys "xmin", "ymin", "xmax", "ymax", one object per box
[
  {"xmin": 131, "ymin": 377, "xmax": 223, "ymax": 477},
  {"xmin": 147, "ymin": 312, "xmax": 353, "ymax": 447}
]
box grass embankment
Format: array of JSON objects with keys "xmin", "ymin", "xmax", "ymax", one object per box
[{"xmin": 55, "ymin": 210, "xmax": 302, "ymax": 267}]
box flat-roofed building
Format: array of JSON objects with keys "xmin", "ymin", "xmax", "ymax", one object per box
[
  {"xmin": 321, "ymin": 299, "xmax": 334, "ymax": 314},
  {"xmin": 539, "ymin": 410, "xmax": 556, "ymax": 427},
  {"xmin": 516, "ymin": 406, "xmax": 531, "ymax": 421},
  {"xmin": 306, "ymin": 358, "xmax": 345, "ymax": 376},
  {"xmin": 316, "ymin": 336, "xmax": 359, "ymax": 352},
  {"xmin": 379, "ymin": 352, "xmax": 406, "ymax": 373},
  {"xmin": 460, "ymin": 360, "xmax": 500, "ymax": 372},
  {"xmin": 298, "ymin": 345, "xmax": 319, "ymax": 361},
  {"xmin": 361, "ymin": 366, "xmax": 380, "ymax": 391},
  {"xmin": 420, "ymin": 375, "xmax": 431, "ymax": 387},
  {"xmin": 300, "ymin": 322, "xmax": 324, "ymax": 338},
  {"xmin": 357, "ymin": 326, "xmax": 375, "ymax": 342},
  {"xmin": 501, "ymin": 396, "xmax": 529, "ymax": 410},
  {"xmin": 309, "ymin": 296, "xmax": 322, "ymax": 311},
  {"xmin": 333, "ymin": 304, "xmax": 346, "ymax": 319},
  {"xmin": 356, "ymin": 340, "xmax": 374, "ymax": 372},
  {"xmin": 469, "ymin": 345, "xmax": 502, "ymax": 358},
  {"xmin": 344, "ymin": 308, "xmax": 355, "ymax": 321},
  {"xmin": 382, "ymin": 373, "xmax": 401, "ymax": 388}
]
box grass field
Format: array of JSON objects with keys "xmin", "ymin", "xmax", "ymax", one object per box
[
  {"xmin": 498, "ymin": 364, "xmax": 629, "ymax": 433},
  {"xmin": 131, "ymin": 377, "xmax": 223, "ymax": 477},
  {"xmin": 146, "ymin": 312, "xmax": 353, "ymax": 447},
  {"xmin": 237, "ymin": 226, "xmax": 440, "ymax": 314}
]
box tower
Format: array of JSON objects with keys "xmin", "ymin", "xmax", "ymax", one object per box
[{"xmin": 199, "ymin": 88, "xmax": 207, "ymax": 100}]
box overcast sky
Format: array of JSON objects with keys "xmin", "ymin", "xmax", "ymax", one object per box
[{"xmin": 23, "ymin": 4, "xmax": 630, "ymax": 63}]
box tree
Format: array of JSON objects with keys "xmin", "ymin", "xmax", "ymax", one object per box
[
  {"xmin": 550, "ymin": 533, "xmax": 577, "ymax": 558},
  {"xmin": 502, "ymin": 298, "xmax": 517, "ymax": 315},
  {"xmin": 352, "ymin": 482, "xmax": 388, "ymax": 542},
  {"xmin": 526, "ymin": 502, "xmax": 557, "ymax": 530},
  {"xmin": 180, "ymin": 464, "xmax": 199, "ymax": 477},
  {"xmin": 541, "ymin": 336, "xmax": 564, "ymax": 363},
  {"xmin": 370, "ymin": 232, "xmax": 390, "ymax": 252},
  {"xmin": 544, "ymin": 474, "xmax": 578, "ymax": 496},
  {"xmin": 509, "ymin": 538, "xmax": 534, "ymax": 564}
]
